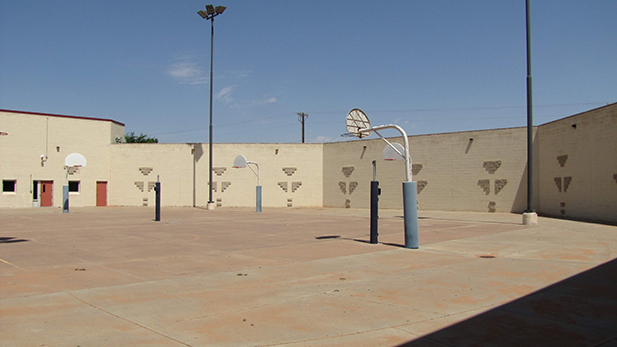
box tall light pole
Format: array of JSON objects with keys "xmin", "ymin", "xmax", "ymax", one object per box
[
  {"xmin": 198, "ymin": 4, "xmax": 226, "ymax": 210},
  {"xmin": 523, "ymin": 0, "xmax": 538, "ymax": 225}
]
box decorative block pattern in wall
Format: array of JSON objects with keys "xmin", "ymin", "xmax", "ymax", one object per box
[
  {"xmin": 282, "ymin": 167, "xmax": 297, "ymax": 176},
  {"xmin": 554, "ymin": 153, "xmax": 572, "ymax": 215},
  {"xmin": 554, "ymin": 177, "xmax": 562, "ymax": 192},
  {"xmin": 488, "ymin": 201, "xmax": 496, "ymax": 213},
  {"xmin": 554, "ymin": 176, "xmax": 572, "ymax": 193},
  {"xmin": 483, "ymin": 161, "xmax": 501, "ymax": 174},
  {"xmin": 348, "ymin": 182, "xmax": 358, "ymax": 195},
  {"xmin": 287, "ymin": 198, "xmax": 293, "ymax": 207},
  {"xmin": 412, "ymin": 164, "xmax": 423, "ymax": 176},
  {"xmin": 495, "ymin": 179, "xmax": 507, "ymax": 195},
  {"xmin": 278, "ymin": 182, "xmax": 288, "ymax": 192},
  {"xmin": 139, "ymin": 167, "xmax": 153, "ymax": 176},
  {"xmin": 147, "ymin": 181, "xmax": 156, "ymax": 192},
  {"xmin": 478, "ymin": 179, "xmax": 490, "ymax": 195},
  {"xmin": 209, "ymin": 181, "xmax": 217, "ymax": 193},
  {"xmin": 135, "ymin": 181, "xmax": 145, "ymax": 192},
  {"xmin": 291, "ymin": 182, "xmax": 302, "ymax": 193},
  {"xmin": 345, "ymin": 199, "xmax": 351, "ymax": 208},
  {"xmin": 143, "ymin": 197, "xmax": 148, "ymax": 207},
  {"xmin": 342, "ymin": 166, "xmax": 354, "ymax": 178},
  {"xmin": 563, "ymin": 176, "xmax": 572, "ymax": 192},
  {"xmin": 221, "ymin": 182, "xmax": 231, "ymax": 192},
  {"xmin": 213, "ymin": 167, "xmax": 227, "ymax": 176},
  {"xmin": 338, "ymin": 182, "xmax": 346, "ymax": 194},
  {"xmin": 417, "ymin": 180, "xmax": 428, "ymax": 194},
  {"xmin": 216, "ymin": 198, "xmax": 222, "ymax": 207}
]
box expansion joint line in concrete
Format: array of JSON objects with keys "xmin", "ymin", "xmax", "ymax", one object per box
[
  {"xmin": 64, "ymin": 291, "xmax": 194, "ymax": 347},
  {"xmin": 0, "ymin": 257, "xmax": 27, "ymax": 271}
]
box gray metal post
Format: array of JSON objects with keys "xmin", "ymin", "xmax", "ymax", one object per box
[
  {"xmin": 402, "ymin": 181, "xmax": 419, "ymax": 249},
  {"xmin": 62, "ymin": 185, "xmax": 69, "ymax": 213},
  {"xmin": 256, "ymin": 185, "xmax": 262, "ymax": 212}
]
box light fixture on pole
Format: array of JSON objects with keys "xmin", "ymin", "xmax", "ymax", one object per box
[{"xmin": 197, "ymin": 4, "xmax": 226, "ymax": 210}]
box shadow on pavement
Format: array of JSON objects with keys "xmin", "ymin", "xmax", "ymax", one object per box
[
  {"xmin": 0, "ymin": 237, "xmax": 29, "ymax": 244},
  {"xmin": 397, "ymin": 258, "xmax": 617, "ymax": 347}
]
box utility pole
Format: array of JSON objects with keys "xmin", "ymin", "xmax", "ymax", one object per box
[{"xmin": 297, "ymin": 112, "xmax": 308, "ymax": 143}]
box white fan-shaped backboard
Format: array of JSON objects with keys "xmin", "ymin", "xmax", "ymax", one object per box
[
  {"xmin": 233, "ymin": 154, "xmax": 248, "ymax": 168},
  {"xmin": 346, "ymin": 108, "xmax": 372, "ymax": 138},
  {"xmin": 65, "ymin": 153, "xmax": 87, "ymax": 167},
  {"xmin": 383, "ymin": 143, "xmax": 405, "ymax": 161}
]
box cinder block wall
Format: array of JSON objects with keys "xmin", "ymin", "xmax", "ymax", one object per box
[
  {"xmin": 323, "ymin": 127, "xmax": 539, "ymax": 213},
  {"xmin": 537, "ymin": 104, "xmax": 617, "ymax": 223},
  {"xmin": 110, "ymin": 143, "xmax": 323, "ymax": 208}
]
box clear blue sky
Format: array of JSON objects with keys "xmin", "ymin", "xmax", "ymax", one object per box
[{"xmin": 1, "ymin": 0, "xmax": 615, "ymax": 143}]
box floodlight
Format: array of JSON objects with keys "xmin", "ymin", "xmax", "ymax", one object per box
[
  {"xmin": 197, "ymin": 10, "xmax": 208, "ymax": 18},
  {"xmin": 215, "ymin": 6, "xmax": 226, "ymax": 14},
  {"xmin": 206, "ymin": 4, "xmax": 215, "ymax": 15}
]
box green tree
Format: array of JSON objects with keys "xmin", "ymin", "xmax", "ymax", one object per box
[{"xmin": 124, "ymin": 132, "xmax": 158, "ymax": 143}]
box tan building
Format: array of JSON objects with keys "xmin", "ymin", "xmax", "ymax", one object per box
[
  {"xmin": 0, "ymin": 110, "xmax": 123, "ymax": 209},
  {"xmin": 1, "ymin": 104, "xmax": 615, "ymax": 224}
]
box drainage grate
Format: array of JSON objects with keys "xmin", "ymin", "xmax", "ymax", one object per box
[{"xmin": 478, "ymin": 255, "xmax": 496, "ymax": 259}]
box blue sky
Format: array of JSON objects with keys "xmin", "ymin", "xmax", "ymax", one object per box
[{"xmin": 1, "ymin": 0, "xmax": 615, "ymax": 143}]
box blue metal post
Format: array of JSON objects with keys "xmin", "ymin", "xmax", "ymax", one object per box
[
  {"xmin": 62, "ymin": 185, "xmax": 69, "ymax": 213},
  {"xmin": 256, "ymin": 185, "xmax": 262, "ymax": 212},
  {"xmin": 402, "ymin": 181, "xmax": 419, "ymax": 248},
  {"xmin": 155, "ymin": 182, "xmax": 161, "ymax": 221},
  {"xmin": 370, "ymin": 180, "xmax": 380, "ymax": 244}
]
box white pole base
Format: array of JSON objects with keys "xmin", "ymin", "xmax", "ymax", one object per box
[
  {"xmin": 206, "ymin": 202, "xmax": 216, "ymax": 210},
  {"xmin": 522, "ymin": 212, "xmax": 538, "ymax": 225}
]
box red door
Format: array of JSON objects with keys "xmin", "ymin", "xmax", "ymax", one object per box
[
  {"xmin": 96, "ymin": 181, "xmax": 107, "ymax": 206},
  {"xmin": 41, "ymin": 181, "xmax": 53, "ymax": 207}
]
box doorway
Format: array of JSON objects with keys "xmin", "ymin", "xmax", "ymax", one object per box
[
  {"xmin": 32, "ymin": 181, "xmax": 40, "ymax": 207},
  {"xmin": 40, "ymin": 181, "xmax": 53, "ymax": 207},
  {"xmin": 96, "ymin": 181, "xmax": 107, "ymax": 206}
]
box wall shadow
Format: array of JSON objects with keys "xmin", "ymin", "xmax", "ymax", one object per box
[
  {"xmin": 397, "ymin": 258, "xmax": 617, "ymax": 346},
  {"xmin": 190, "ymin": 143, "xmax": 204, "ymax": 163},
  {"xmin": 511, "ymin": 132, "xmax": 539, "ymax": 214}
]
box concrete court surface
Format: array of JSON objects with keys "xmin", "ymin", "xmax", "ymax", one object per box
[{"xmin": 0, "ymin": 206, "xmax": 616, "ymax": 347}]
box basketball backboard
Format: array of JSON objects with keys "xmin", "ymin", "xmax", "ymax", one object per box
[
  {"xmin": 64, "ymin": 153, "xmax": 87, "ymax": 167},
  {"xmin": 233, "ymin": 154, "xmax": 248, "ymax": 168},
  {"xmin": 383, "ymin": 142, "xmax": 405, "ymax": 161},
  {"xmin": 346, "ymin": 109, "xmax": 372, "ymax": 138}
]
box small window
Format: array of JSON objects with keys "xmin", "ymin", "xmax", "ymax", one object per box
[
  {"xmin": 68, "ymin": 181, "xmax": 80, "ymax": 193},
  {"xmin": 3, "ymin": 180, "xmax": 16, "ymax": 192}
]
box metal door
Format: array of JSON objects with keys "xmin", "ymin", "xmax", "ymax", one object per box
[
  {"xmin": 40, "ymin": 181, "xmax": 53, "ymax": 207},
  {"xmin": 96, "ymin": 181, "xmax": 107, "ymax": 206}
]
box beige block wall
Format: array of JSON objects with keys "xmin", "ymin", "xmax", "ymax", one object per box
[
  {"xmin": 537, "ymin": 104, "xmax": 617, "ymax": 223},
  {"xmin": 323, "ymin": 127, "xmax": 539, "ymax": 213},
  {"xmin": 109, "ymin": 143, "xmax": 323, "ymax": 208},
  {"xmin": 0, "ymin": 111, "xmax": 119, "ymax": 208}
]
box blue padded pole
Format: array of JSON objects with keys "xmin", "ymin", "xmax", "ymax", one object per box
[
  {"xmin": 256, "ymin": 185, "xmax": 262, "ymax": 212},
  {"xmin": 402, "ymin": 181, "xmax": 419, "ymax": 249}
]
